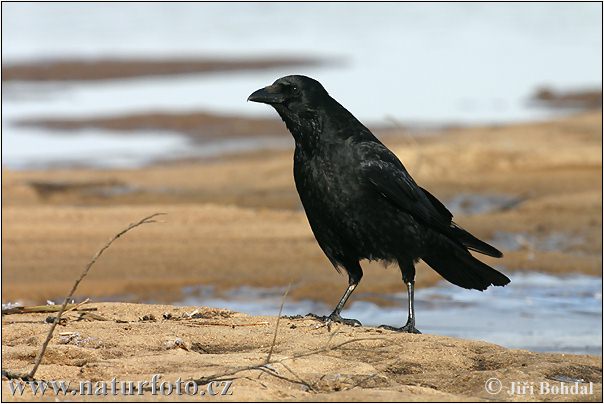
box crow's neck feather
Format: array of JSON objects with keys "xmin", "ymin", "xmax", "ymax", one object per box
[{"xmin": 275, "ymin": 99, "xmax": 366, "ymax": 151}]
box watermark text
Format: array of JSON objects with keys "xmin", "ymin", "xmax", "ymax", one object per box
[{"xmin": 7, "ymin": 375, "xmax": 233, "ymax": 397}]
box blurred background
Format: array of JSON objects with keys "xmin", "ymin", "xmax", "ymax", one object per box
[
  {"xmin": 2, "ymin": 2, "xmax": 601, "ymax": 168},
  {"xmin": 2, "ymin": 3, "xmax": 602, "ymax": 354}
]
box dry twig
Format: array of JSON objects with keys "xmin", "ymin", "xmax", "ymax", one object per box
[
  {"xmin": 190, "ymin": 336, "xmax": 388, "ymax": 388},
  {"xmin": 183, "ymin": 321, "xmax": 270, "ymax": 328},
  {"xmin": 24, "ymin": 213, "xmax": 165, "ymax": 380},
  {"xmin": 266, "ymin": 283, "xmax": 291, "ymax": 364},
  {"xmin": 1, "ymin": 303, "xmax": 97, "ymax": 315}
]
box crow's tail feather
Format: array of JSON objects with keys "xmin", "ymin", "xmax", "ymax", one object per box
[
  {"xmin": 450, "ymin": 224, "xmax": 503, "ymax": 258},
  {"xmin": 423, "ymin": 238, "xmax": 510, "ymax": 291}
]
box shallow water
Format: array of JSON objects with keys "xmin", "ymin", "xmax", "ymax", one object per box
[
  {"xmin": 1, "ymin": 124, "xmax": 293, "ymax": 169},
  {"xmin": 2, "ymin": 3, "xmax": 602, "ymax": 169},
  {"xmin": 1, "ymin": 127, "xmax": 191, "ymax": 169},
  {"xmin": 446, "ymin": 193, "xmax": 522, "ymax": 215},
  {"xmin": 489, "ymin": 231, "xmax": 585, "ymax": 255},
  {"xmin": 177, "ymin": 272, "xmax": 602, "ymax": 355}
]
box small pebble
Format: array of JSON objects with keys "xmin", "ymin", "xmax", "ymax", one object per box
[{"xmin": 139, "ymin": 314, "xmax": 156, "ymax": 322}]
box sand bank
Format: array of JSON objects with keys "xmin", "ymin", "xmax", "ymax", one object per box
[
  {"xmin": 1, "ymin": 303, "xmax": 601, "ymax": 401},
  {"xmin": 2, "ymin": 112, "xmax": 601, "ymax": 305},
  {"xmin": 2, "ymin": 57, "xmax": 323, "ymax": 82}
]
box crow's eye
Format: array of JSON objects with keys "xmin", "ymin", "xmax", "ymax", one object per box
[{"xmin": 291, "ymin": 86, "xmax": 299, "ymax": 95}]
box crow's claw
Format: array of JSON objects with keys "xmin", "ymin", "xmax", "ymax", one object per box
[
  {"xmin": 327, "ymin": 312, "xmax": 362, "ymax": 327},
  {"xmin": 307, "ymin": 312, "xmax": 362, "ymax": 327},
  {"xmin": 379, "ymin": 323, "xmax": 422, "ymax": 334}
]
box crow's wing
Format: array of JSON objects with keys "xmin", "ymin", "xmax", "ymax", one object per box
[
  {"xmin": 418, "ymin": 186, "xmax": 454, "ymax": 222},
  {"xmin": 358, "ymin": 142, "xmax": 453, "ymax": 232},
  {"xmin": 358, "ymin": 141, "xmax": 502, "ymax": 257}
]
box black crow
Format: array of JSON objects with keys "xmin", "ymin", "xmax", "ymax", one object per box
[{"xmin": 248, "ymin": 75, "xmax": 510, "ymax": 333}]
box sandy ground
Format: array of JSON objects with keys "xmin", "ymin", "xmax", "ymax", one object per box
[
  {"xmin": 1, "ymin": 111, "xmax": 602, "ymax": 402},
  {"xmin": 2, "ymin": 112, "xmax": 602, "ymax": 306},
  {"xmin": 2, "ymin": 303, "xmax": 602, "ymax": 402}
]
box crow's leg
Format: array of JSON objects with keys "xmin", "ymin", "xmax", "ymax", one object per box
[
  {"xmin": 379, "ymin": 281, "xmax": 421, "ymax": 333},
  {"xmin": 326, "ymin": 280, "xmax": 361, "ymax": 326},
  {"xmin": 311, "ymin": 262, "xmax": 363, "ymax": 327},
  {"xmin": 380, "ymin": 260, "xmax": 421, "ymax": 333}
]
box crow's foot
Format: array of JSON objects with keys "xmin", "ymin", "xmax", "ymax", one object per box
[
  {"xmin": 327, "ymin": 312, "xmax": 362, "ymax": 327},
  {"xmin": 307, "ymin": 312, "xmax": 362, "ymax": 327},
  {"xmin": 379, "ymin": 322, "xmax": 421, "ymax": 334}
]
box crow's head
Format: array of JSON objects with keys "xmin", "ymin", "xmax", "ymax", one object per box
[{"xmin": 248, "ymin": 75, "xmax": 328, "ymax": 117}]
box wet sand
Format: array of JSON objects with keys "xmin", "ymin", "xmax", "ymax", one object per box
[
  {"xmin": 16, "ymin": 111, "xmax": 287, "ymax": 142},
  {"xmin": 15, "ymin": 111, "xmax": 397, "ymax": 144},
  {"xmin": 2, "ymin": 112, "xmax": 601, "ymax": 306},
  {"xmin": 1, "ymin": 57, "xmax": 323, "ymax": 81},
  {"xmin": 2, "ymin": 303, "xmax": 602, "ymax": 402},
  {"xmin": 531, "ymin": 87, "xmax": 602, "ymax": 110}
]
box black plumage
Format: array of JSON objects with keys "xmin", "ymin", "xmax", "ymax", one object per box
[{"xmin": 248, "ymin": 75, "xmax": 510, "ymax": 333}]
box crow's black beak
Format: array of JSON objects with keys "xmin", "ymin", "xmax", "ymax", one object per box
[{"xmin": 247, "ymin": 84, "xmax": 285, "ymax": 104}]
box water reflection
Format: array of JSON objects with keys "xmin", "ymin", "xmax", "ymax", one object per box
[{"xmin": 176, "ymin": 272, "xmax": 603, "ymax": 355}]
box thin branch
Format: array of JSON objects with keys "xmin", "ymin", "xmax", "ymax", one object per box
[
  {"xmin": 191, "ymin": 336, "xmax": 388, "ymax": 387},
  {"xmin": 279, "ymin": 361, "xmax": 316, "ymax": 392},
  {"xmin": 182, "ymin": 321, "xmax": 270, "ymax": 328},
  {"xmin": 64, "ymin": 298, "xmax": 90, "ymax": 313},
  {"xmin": 2, "ymin": 303, "xmax": 97, "ymax": 315},
  {"xmin": 257, "ymin": 365, "xmax": 313, "ymax": 391},
  {"xmin": 266, "ymin": 283, "xmax": 291, "ymax": 364},
  {"xmin": 26, "ymin": 213, "xmax": 165, "ymax": 380}
]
